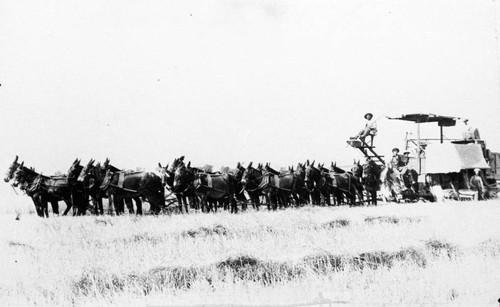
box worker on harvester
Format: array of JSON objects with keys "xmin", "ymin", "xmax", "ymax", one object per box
[
  {"xmin": 389, "ymin": 148, "xmax": 408, "ymax": 185},
  {"xmin": 351, "ymin": 112, "xmax": 377, "ymax": 146}
]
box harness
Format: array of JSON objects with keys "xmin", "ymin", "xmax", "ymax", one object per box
[
  {"xmin": 244, "ymin": 169, "xmax": 294, "ymax": 193},
  {"xmin": 100, "ymin": 170, "xmax": 144, "ymax": 194},
  {"xmin": 259, "ymin": 173, "xmax": 294, "ymax": 192},
  {"xmin": 327, "ymin": 172, "xmax": 356, "ymax": 196},
  {"xmin": 194, "ymin": 173, "xmax": 229, "ymax": 194}
]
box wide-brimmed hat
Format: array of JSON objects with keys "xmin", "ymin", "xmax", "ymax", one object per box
[
  {"xmin": 403, "ymin": 151, "xmax": 410, "ymax": 155},
  {"xmin": 474, "ymin": 168, "xmax": 480, "ymax": 172},
  {"xmin": 364, "ymin": 113, "xmax": 373, "ymax": 119},
  {"xmin": 392, "ymin": 148, "xmax": 400, "ymax": 153}
]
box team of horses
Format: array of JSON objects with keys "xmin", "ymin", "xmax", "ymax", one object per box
[{"xmin": 4, "ymin": 155, "xmax": 420, "ymax": 217}]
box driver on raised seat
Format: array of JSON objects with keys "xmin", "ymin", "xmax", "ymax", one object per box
[{"xmin": 352, "ymin": 113, "xmax": 377, "ymax": 145}]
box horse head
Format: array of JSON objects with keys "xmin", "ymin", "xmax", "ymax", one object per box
[
  {"xmin": 13, "ymin": 162, "xmax": 31, "ymax": 188},
  {"xmin": 264, "ymin": 163, "xmax": 279, "ymax": 175},
  {"xmin": 241, "ymin": 162, "xmax": 260, "ymax": 188},
  {"xmin": 304, "ymin": 163, "xmax": 320, "ymax": 190},
  {"xmin": 5, "ymin": 155, "xmax": 20, "ymax": 183},
  {"xmin": 67, "ymin": 158, "xmax": 83, "ymax": 184},
  {"xmin": 173, "ymin": 163, "xmax": 193, "ymax": 193},
  {"xmin": 295, "ymin": 163, "xmax": 305, "ymax": 179},
  {"xmin": 350, "ymin": 160, "xmax": 362, "ymax": 180},
  {"xmin": 169, "ymin": 156, "xmax": 185, "ymax": 172},
  {"xmin": 78, "ymin": 159, "xmax": 95, "ymax": 182},
  {"xmin": 233, "ymin": 162, "xmax": 245, "ymax": 182}
]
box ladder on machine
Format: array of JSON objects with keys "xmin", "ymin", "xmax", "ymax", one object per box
[{"xmin": 346, "ymin": 138, "xmax": 385, "ymax": 166}]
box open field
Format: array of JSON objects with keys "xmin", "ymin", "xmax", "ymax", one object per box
[{"xmin": 1, "ymin": 199, "xmax": 500, "ymax": 306}]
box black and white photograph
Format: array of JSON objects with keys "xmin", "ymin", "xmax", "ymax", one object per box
[{"xmin": 1, "ymin": 0, "xmax": 500, "ymax": 306}]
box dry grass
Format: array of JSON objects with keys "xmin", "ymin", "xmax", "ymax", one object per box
[{"xmin": 1, "ymin": 198, "xmax": 500, "ymax": 306}]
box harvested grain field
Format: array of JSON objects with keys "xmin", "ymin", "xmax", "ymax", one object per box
[{"xmin": 1, "ymin": 200, "xmax": 499, "ymax": 306}]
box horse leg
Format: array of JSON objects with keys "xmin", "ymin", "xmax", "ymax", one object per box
[
  {"xmin": 97, "ymin": 197, "xmax": 104, "ymax": 215},
  {"xmin": 43, "ymin": 200, "xmax": 49, "ymax": 218},
  {"xmin": 271, "ymin": 192, "xmax": 278, "ymax": 211},
  {"xmin": 255, "ymin": 195, "xmax": 261, "ymax": 210},
  {"xmin": 107, "ymin": 195, "xmax": 113, "ymax": 215},
  {"xmin": 183, "ymin": 195, "xmax": 189, "ymax": 214},
  {"xmin": 124, "ymin": 198, "xmax": 134, "ymax": 214},
  {"xmin": 350, "ymin": 192, "xmax": 356, "ymax": 206},
  {"xmin": 134, "ymin": 196, "xmax": 142, "ymax": 215},
  {"xmin": 115, "ymin": 196, "xmax": 123, "ymax": 216},
  {"xmin": 38, "ymin": 196, "xmax": 48, "ymax": 218},
  {"xmin": 263, "ymin": 194, "xmax": 271, "ymax": 210},
  {"xmin": 91, "ymin": 197, "xmax": 98, "ymax": 215},
  {"xmin": 71, "ymin": 191, "xmax": 81, "ymax": 216},
  {"xmin": 283, "ymin": 193, "xmax": 290, "ymax": 208},
  {"xmin": 153, "ymin": 189, "xmax": 166, "ymax": 214},
  {"xmin": 31, "ymin": 198, "xmax": 41, "ymax": 217},
  {"xmin": 206, "ymin": 197, "xmax": 211, "ymax": 213},
  {"xmin": 323, "ymin": 190, "xmax": 331, "ymax": 206},
  {"xmin": 314, "ymin": 189, "xmax": 321, "ymax": 205},
  {"xmin": 175, "ymin": 194, "xmax": 183, "ymax": 213},
  {"xmin": 231, "ymin": 195, "xmax": 237, "ymax": 214},
  {"xmin": 49, "ymin": 197, "xmax": 59, "ymax": 215},
  {"xmin": 79, "ymin": 192, "xmax": 88, "ymax": 216},
  {"xmin": 62, "ymin": 198, "xmax": 72, "ymax": 216},
  {"xmin": 33, "ymin": 196, "xmax": 45, "ymax": 217},
  {"xmin": 250, "ymin": 194, "xmax": 257, "ymax": 210},
  {"xmin": 275, "ymin": 192, "xmax": 281, "ymax": 209},
  {"xmin": 292, "ymin": 192, "xmax": 300, "ymax": 207}
]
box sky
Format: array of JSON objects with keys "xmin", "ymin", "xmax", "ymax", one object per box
[{"xmin": 1, "ymin": 0, "xmax": 500, "ymax": 198}]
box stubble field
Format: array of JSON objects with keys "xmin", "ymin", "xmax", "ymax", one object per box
[{"xmin": 1, "ymin": 199, "xmax": 500, "ymax": 306}]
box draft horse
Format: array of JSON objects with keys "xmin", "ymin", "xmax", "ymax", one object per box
[{"xmin": 100, "ymin": 159, "xmax": 165, "ymax": 214}]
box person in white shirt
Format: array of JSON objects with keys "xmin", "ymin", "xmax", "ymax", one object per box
[
  {"xmin": 462, "ymin": 119, "xmax": 481, "ymax": 140},
  {"xmin": 352, "ymin": 113, "xmax": 377, "ymax": 145}
]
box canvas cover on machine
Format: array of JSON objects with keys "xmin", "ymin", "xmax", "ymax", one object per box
[{"xmin": 425, "ymin": 143, "xmax": 490, "ymax": 174}]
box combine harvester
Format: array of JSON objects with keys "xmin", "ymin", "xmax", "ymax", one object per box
[{"xmin": 348, "ymin": 113, "xmax": 499, "ymax": 201}]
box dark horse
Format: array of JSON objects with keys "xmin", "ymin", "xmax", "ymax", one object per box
[
  {"xmin": 291, "ymin": 163, "xmax": 309, "ymax": 206},
  {"xmin": 100, "ymin": 159, "xmax": 165, "ymax": 214},
  {"xmin": 360, "ymin": 159, "xmax": 382, "ymax": 205},
  {"xmin": 305, "ymin": 160, "xmax": 332, "ymax": 206},
  {"xmin": 241, "ymin": 162, "xmax": 277, "ymax": 210},
  {"xmin": 9, "ymin": 161, "xmax": 47, "ymax": 217},
  {"xmin": 159, "ymin": 156, "xmax": 200, "ymax": 214},
  {"xmin": 233, "ymin": 162, "xmax": 261, "ymax": 210},
  {"xmin": 232, "ymin": 162, "xmax": 252, "ymax": 211},
  {"xmin": 66, "ymin": 159, "xmax": 90, "ymax": 215},
  {"xmin": 79, "ymin": 159, "xmax": 140, "ymax": 215},
  {"xmin": 327, "ymin": 162, "xmax": 363, "ymax": 206},
  {"xmin": 193, "ymin": 170, "xmax": 238, "ymax": 213},
  {"xmin": 78, "ymin": 159, "xmax": 106, "ymax": 215},
  {"xmin": 13, "ymin": 162, "xmax": 74, "ymax": 217},
  {"xmin": 262, "ymin": 163, "xmax": 304, "ymax": 209}
]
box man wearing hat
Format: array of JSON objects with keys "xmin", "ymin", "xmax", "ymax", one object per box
[
  {"xmin": 469, "ymin": 168, "xmax": 485, "ymax": 200},
  {"xmin": 401, "ymin": 151, "xmax": 411, "ymax": 166},
  {"xmin": 462, "ymin": 119, "xmax": 481, "ymax": 140},
  {"xmin": 389, "ymin": 148, "xmax": 404, "ymax": 169},
  {"xmin": 352, "ymin": 112, "xmax": 378, "ymax": 145},
  {"xmin": 389, "ymin": 148, "xmax": 408, "ymax": 183}
]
